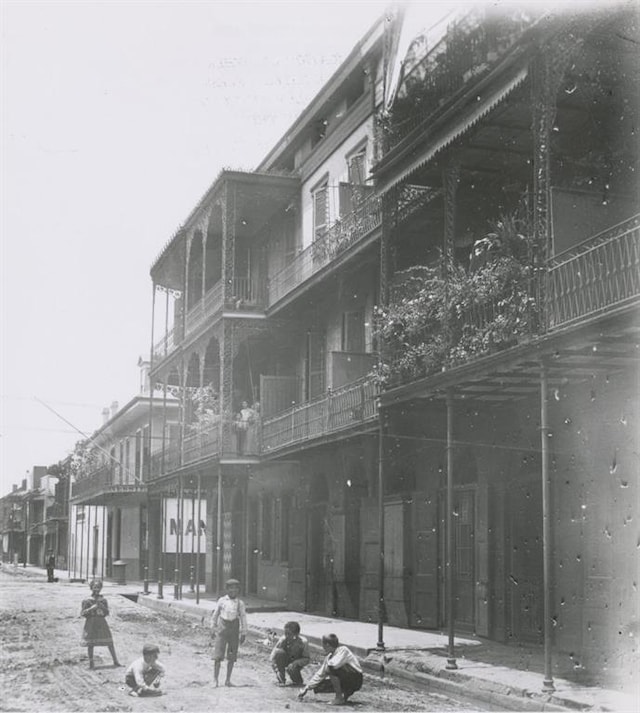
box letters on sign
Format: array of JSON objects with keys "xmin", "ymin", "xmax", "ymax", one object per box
[{"xmin": 163, "ymin": 498, "xmax": 207, "ymax": 553}]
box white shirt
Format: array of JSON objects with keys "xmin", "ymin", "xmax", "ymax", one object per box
[
  {"xmin": 210, "ymin": 594, "xmax": 248, "ymax": 635},
  {"xmin": 306, "ymin": 645, "xmax": 362, "ymax": 688}
]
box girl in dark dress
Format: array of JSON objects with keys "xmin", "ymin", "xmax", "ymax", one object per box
[{"xmin": 81, "ymin": 579, "xmax": 121, "ymax": 669}]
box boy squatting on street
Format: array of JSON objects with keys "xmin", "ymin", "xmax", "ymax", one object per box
[
  {"xmin": 298, "ymin": 634, "xmax": 363, "ymax": 705},
  {"xmin": 269, "ymin": 621, "xmax": 310, "ymax": 686},
  {"xmin": 210, "ymin": 578, "xmax": 248, "ymax": 687},
  {"xmin": 125, "ymin": 644, "xmax": 165, "ymax": 697}
]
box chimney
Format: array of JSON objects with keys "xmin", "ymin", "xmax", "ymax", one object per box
[
  {"xmin": 110, "ymin": 401, "xmax": 119, "ymax": 419},
  {"xmin": 21, "ymin": 478, "xmax": 27, "ymax": 490},
  {"xmin": 32, "ymin": 466, "xmax": 46, "ymax": 489},
  {"xmin": 12, "ymin": 484, "xmax": 17, "ymax": 492},
  {"xmin": 102, "ymin": 407, "xmax": 110, "ymax": 424}
]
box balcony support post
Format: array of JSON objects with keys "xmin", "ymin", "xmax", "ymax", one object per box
[
  {"xmin": 445, "ymin": 387, "xmax": 457, "ymax": 670},
  {"xmin": 196, "ymin": 473, "xmax": 202, "ymax": 604},
  {"xmin": 376, "ymin": 398, "xmax": 385, "ymax": 652},
  {"xmin": 216, "ymin": 465, "xmax": 223, "ymax": 593},
  {"xmin": 540, "ymin": 362, "xmax": 555, "ymax": 692}
]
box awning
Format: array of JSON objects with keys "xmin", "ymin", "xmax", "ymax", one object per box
[{"xmin": 376, "ymin": 66, "xmax": 529, "ymax": 196}]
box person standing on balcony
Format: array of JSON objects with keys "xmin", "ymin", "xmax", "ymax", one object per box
[{"xmin": 235, "ymin": 401, "xmax": 257, "ymax": 454}]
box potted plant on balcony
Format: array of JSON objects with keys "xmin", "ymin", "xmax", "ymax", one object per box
[{"xmin": 374, "ymin": 210, "xmax": 536, "ymax": 387}]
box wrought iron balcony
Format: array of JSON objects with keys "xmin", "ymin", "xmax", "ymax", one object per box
[
  {"xmin": 384, "ymin": 7, "xmax": 536, "ymax": 152},
  {"xmin": 546, "ymin": 215, "xmax": 640, "ymax": 330},
  {"xmin": 261, "ymin": 377, "xmax": 379, "ymax": 454},
  {"xmin": 153, "ymin": 277, "xmax": 266, "ymax": 365},
  {"xmin": 268, "ymin": 193, "xmax": 381, "ymax": 306},
  {"xmin": 147, "ymin": 417, "xmax": 261, "ymax": 479},
  {"xmin": 72, "ymin": 464, "xmax": 146, "ymax": 502}
]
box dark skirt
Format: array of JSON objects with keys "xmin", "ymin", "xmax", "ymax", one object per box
[{"xmin": 82, "ymin": 616, "xmax": 113, "ymax": 647}]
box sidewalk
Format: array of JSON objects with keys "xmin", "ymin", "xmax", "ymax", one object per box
[{"xmin": 4, "ymin": 564, "xmax": 637, "ymax": 712}]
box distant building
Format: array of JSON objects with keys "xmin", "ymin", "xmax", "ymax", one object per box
[{"xmin": 69, "ymin": 361, "xmax": 179, "ymax": 581}]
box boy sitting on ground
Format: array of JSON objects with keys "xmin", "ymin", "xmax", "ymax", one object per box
[
  {"xmin": 297, "ymin": 633, "xmax": 363, "ymax": 705},
  {"xmin": 270, "ymin": 621, "xmax": 310, "ymax": 686},
  {"xmin": 125, "ymin": 643, "xmax": 165, "ymax": 697}
]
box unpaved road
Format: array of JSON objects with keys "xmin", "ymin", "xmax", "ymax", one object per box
[{"xmin": 0, "ymin": 569, "xmax": 482, "ymax": 712}]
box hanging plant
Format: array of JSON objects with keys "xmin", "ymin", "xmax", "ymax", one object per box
[{"xmin": 374, "ymin": 212, "xmax": 538, "ymax": 388}]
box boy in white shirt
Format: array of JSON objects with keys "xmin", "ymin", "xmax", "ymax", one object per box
[
  {"xmin": 210, "ymin": 578, "xmax": 248, "ymax": 687},
  {"xmin": 297, "ymin": 633, "xmax": 363, "ymax": 705},
  {"xmin": 124, "ymin": 644, "xmax": 165, "ymax": 697}
]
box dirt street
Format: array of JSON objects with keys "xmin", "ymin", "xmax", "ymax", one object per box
[{"xmin": 0, "ymin": 570, "xmax": 481, "ymax": 712}]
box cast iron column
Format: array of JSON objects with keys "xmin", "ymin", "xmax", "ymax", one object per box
[
  {"xmin": 540, "ymin": 362, "xmax": 555, "ymax": 691},
  {"xmin": 446, "ymin": 388, "xmax": 457, "ymax": 669}
]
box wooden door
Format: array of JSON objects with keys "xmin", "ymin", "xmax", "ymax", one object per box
[
  {"xmin": 507, "ymin": 478, "xmax": 543, "ymax": 642},
  {"xmin": 359, "ymin": 500, "xmax": 379, "ymax": 624},
  {"xmin": 411, "ymin": 495, "xmax": 439, "ymax": 627},
  {"xmin": 307, "ymin": 503, "xmax": 328, "ymax": 613},
  {"xmin": 454, "ymin": 488, "xmax": 475, "ymax": 628},
  {"xmin": 439, "ymin": 487, "xmax": 476, "ymax": 630},
  {"xmin": 287, "ymin": 505, "xmax": 307, "ymax": 610},
  {"xmin": 260, "ymin": 375, "xmax": 300, "ymax": 418}
]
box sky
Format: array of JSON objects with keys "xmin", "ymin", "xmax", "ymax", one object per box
[{"xmin": 0, "ymin": 0, "xmax": 392, "ymax": 490}]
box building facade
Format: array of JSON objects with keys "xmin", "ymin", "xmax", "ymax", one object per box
[
  {"xmin": 140, "ymin": 1, "xmax": 637, "ymax": 690},
  {"xmin": 372, "ymin": 0, "xmax": 639, "ymax": 690},
  {"xmin": 70, "ymin": 366, "xmax": 179, "ymax": 582}
]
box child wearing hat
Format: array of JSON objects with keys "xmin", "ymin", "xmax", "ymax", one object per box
[
  {"xmin": 124, "ymin": 644, "xmax": 165, "ymax": 697},
  {"xmin": 210, "ymin": 578, "xmax": 248, "ymax": 687}
]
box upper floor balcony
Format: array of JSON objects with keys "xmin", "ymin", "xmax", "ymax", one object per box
[
  {"xmin": 379, "ymin": 214, "xmax": 640, "ymax": 388},
  {"xmin": 382, "ymin": 6, "xmax": 537, "ymax": 153},
  {"xmin": 146, "ymin": 376, "xmax": 380, "ymax": 478},
  {"xmin": 261, "ymin": 377, "xmax": 379, "ymax": 455},
  {"xmin": 149, "ymin": 416, "xmax": 261, "ymax": 480},
  {"xmin": 268, "ymin": 192, "xmax": 381, "ymax": 307},
  {"xmin": 153, "ymin": 276, "xmax": 266, "ymax": 364},
  {"xmin": 546, "ymin": 215, "xmax": 640, "ymax": 330},
  {"xmin": 72, "ymin": 464, "xmax": 146, "ymax": 505}
]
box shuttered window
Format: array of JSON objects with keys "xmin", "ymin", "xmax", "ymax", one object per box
[{"xmin": 313, "ymin": 182, "xmax": 329, "ymax": 242}]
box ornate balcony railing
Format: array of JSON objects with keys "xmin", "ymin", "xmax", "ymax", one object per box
[
  {"xmin": 261, "ymin": 377, "xmax": 379, "ymax": 454},
  {"xmin": 147, "ymin": 418, "xmax": 262, "ymax": 480},
  {"xmin": 152, "ymin": 276, "xmax": 266, "ymax": 365},
  {"xmin": 268, "ymin": 193, "xmax": 381, "ymax": 306},
  {"xmin": 546, "ymin": 214, "xmax": 640, "ymax": 330},
  {"xmin": 72, "ymin": 464, "xmax": 145, "ymax": 501},
  {"xmin": 384, "ymin": 7, "xmax": 536, "ymax": 151}
]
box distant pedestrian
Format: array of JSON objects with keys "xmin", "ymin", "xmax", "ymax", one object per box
[
  {"xmin": 46, "ymin": 549, "xmax": 56, "ymax": 582},
  {"xmin": 80, "ymin": 578, "xmax": 121, "ymax": 669},
  {"xmin": 297, "ymin": 633, "xmax": 363, "ymax": 705},
  {"xmin": 125, "ymin": 643, "xmax": 165, "ymax": 697},
  {"xmin": 270, "ymin": 621, "xmax": 310, "ymax": 686},
  {"xmin": 210, "ymin": 578, "xmax": 247, "ymax": 687}
]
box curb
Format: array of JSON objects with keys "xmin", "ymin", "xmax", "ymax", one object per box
[{"xmin": 136, "ymin": 595, "xmax": 580, "ymax": 711}]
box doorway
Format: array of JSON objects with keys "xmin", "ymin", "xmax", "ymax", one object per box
[{"xmin": 507, "ymin": 477, "xmax": 543, "ymax": 642}]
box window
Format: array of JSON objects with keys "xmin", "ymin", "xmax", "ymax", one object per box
[
  {"xmin": 307, "ymin": 330, "xmax": 326, "ymax": 399},
  {"xmin": 135, "ymin": 431, "xmax": 142, "ymax": 480},
  {"xmin": 342, "ymin": 311, "xmax": 365, "ymax": 353},
  {"xmin": 280, "ymin": 495, "xmax": 290, "ymax": 562},
  {"xmin": 340, "ymin": 145, "xmax": 368, "ymax": 217},
  {"xmin": 261, "ymin": 496, "xmax": 272, "ymax": 560},
  {"xmin": 118, "ymin": 442, "xmax": 125, "ymax": 484},
  {"xmin": 312, "ymin": 180, "xmax": 329, "ymax": 242},
  {"xmin": 348, "ymin": 148, "xmax": 366, "ymax": 186},
  {"xmin": 124, "ymin": 438, "xmax": 131, "ymax": 483}
]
